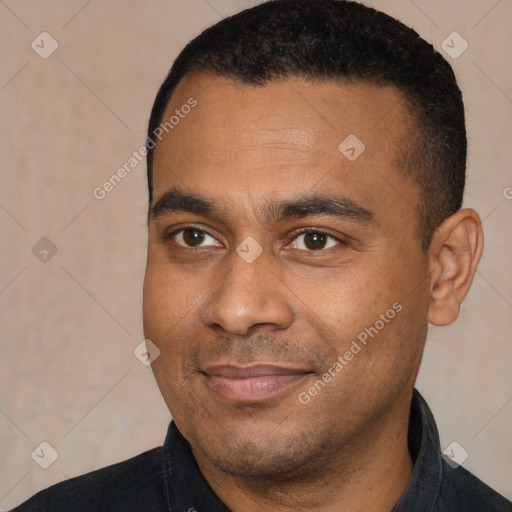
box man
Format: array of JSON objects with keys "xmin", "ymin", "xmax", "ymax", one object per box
[{"xmin": 13, "ymin": 0, "xmax": 511, "ymax": 510}]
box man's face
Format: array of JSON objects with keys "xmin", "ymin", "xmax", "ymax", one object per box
[{"xmin": 143, "ymin": 74, "xmax": 431, "ymax": 478}]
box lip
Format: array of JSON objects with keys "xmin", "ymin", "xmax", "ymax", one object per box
[{"xmin": 201, "ymin": 364, "xmax": 312, "ymax": 403}]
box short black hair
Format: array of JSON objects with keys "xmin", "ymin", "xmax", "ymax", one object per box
[{"xmin": 147, "ymin": 0, "xmax": 466, "ymax": 251}]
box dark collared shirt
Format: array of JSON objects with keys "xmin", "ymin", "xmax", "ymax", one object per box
[{"xmin": 12, "ymin": 389, "xmax": 511, "ymax": 511}]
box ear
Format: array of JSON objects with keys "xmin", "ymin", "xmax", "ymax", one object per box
[{"xmin": 427, "ymin": 208, "xmax": 484, "ymax": 326}]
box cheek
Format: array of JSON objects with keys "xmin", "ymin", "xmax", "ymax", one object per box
[
  {"xmin": 296, "ymin": 252, "xmax": 426, "ymax": 357},
  {"xmin": 142, "ymin": 260, "xmax": 195, "ymax": 346},
  {"xmin": 295, "ymin": 259, "xmax": 391, "ymax": 334},
  {"xmin": 143, "ymin": 263, "xmax": 197, "ymax": 404}
]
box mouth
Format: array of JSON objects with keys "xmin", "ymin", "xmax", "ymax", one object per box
[{"xmin": 200, "ymin": 363, "xmax": 313, "ymax": 403}]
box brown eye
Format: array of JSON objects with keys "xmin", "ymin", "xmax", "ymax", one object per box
[
  {"xmin": 182, "ymin": 229, "xmax": 205, "ymax": 246},
  {"xmin": 172, "ymin": 228, "xmax": 220, "ymax": 248},
  {"xmin": 303, "ymin": 232, "xmax": 328, "ymax": 250},
  {"xmin": 291, "ymin": 230, "xmax": 341, "ymax": 251}
]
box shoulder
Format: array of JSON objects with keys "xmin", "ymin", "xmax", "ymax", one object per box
[
  {"xmin": 11, "ymin": 447, "xmax": 167, "ymax": 511},
  {"xmin": 438, "ymin": 459, "xmax": 512, "ymax": 511}
]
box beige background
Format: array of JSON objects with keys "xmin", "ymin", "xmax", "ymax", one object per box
[{"xmin": 0, "ymin": 0, "xmax": 511, "ymax": 509}]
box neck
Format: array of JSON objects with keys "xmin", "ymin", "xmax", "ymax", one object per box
[{"xmin": 193, "ymin": 391, "xmax": 415, "ymax": 512}]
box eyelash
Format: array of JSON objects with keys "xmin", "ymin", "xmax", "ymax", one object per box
[
  {"xmin": 160, "ymin": 225, "xmax": 216, "ymax": 244},
  {"xmin": 290, "ymin": 228, "xmax": 347, "ymax": 249},
  {"xmin": 161, "ymin": 225, "xmax": 347, "ymax": 250}
]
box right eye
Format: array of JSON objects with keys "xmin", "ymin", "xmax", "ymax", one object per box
[{"xmin": 165, "ymin": 227, "xmax": 221, "ymax": 248}]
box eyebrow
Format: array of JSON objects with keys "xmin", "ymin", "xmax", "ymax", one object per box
[{"xmin": 151, "ymin": 187, "xmax": 375, "ymax": 225}]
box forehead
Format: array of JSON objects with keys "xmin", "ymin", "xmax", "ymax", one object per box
[
  {"xmin": 151, "ymin": 73, "xmax": 420, "ymax": 227},
  {"xmin": 156, "ymin": 73, "xmax": 411, "ymax": 154}
]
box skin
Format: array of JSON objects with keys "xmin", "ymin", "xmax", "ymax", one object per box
[{"xmin": 143, "ymin": 72, "xmax": 483, "ymax": 511}]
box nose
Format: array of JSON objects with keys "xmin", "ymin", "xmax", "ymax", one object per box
[{"xmin": 201, "ymin": 248, "xmax": 294, "ymax": 336}]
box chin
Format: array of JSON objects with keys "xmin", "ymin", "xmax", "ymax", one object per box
[{"xmin": 191, "ymin": 422, "xmax": 321, "ymax": 479}]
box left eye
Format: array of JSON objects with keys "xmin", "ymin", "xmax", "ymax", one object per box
[{"xmin": 290, "ymin": 231, "xmax": 341, "ymax": 251}]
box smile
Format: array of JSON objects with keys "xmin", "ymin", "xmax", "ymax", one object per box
[{"xmin": 201, "ymin": 364, "xmax": 312, "ymax": 403}]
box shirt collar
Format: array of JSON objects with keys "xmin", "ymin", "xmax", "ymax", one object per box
[
  {"xmin": 162, "ymin": 388, "xmax": 442, "ymax": 511},
  {"xmin": 393, "ymin": 388, "xmax": 443, "ymax": 511},
  {"xmin": 162, "ymin": 422, "xmax": 229, "ymax": 511}
]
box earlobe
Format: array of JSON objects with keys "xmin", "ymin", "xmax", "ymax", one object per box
[{"xmin": 427, "ymin": 208, "xmax": 484, "ymax": 326}]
